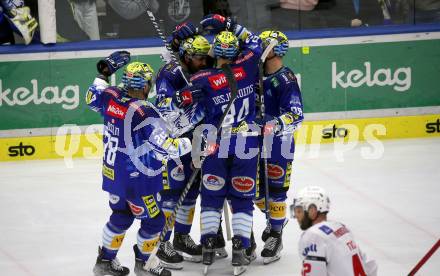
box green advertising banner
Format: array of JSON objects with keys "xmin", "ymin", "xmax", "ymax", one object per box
[{"xmin": 1, "ymin": 37, "xmax": 440, "ymax": 132}]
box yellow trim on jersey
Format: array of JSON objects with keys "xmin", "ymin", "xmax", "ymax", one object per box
[{"xmin": 103, "ymin": 164, "xmax": 114, "ymax": 180}]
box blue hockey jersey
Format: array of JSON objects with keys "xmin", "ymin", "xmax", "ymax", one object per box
[
  {"xmin": 85, "ymin": 78, "xmax": 192, "ymax": 198},
  {"xmin": 155, "ymin": 62, "xmax": 188, "ymax": 105},
  {"xmin": 262, "ymin": 66, "xmax": 304, "ymax": 135},
  {"xmin": 185, "ymin": 32, "xmax": 263, "ymax": 153}
]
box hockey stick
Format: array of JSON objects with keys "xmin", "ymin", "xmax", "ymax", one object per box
[
  {"xmin": 408, "ymin": 239, "xmax": 440, "ymax": 276},
  {"xmin": 221, "ymin": 42, "xmax": 279, "ymax": 244},
  {"xmin": 145, "ymin": 63, "xmax": 239, "ymax": 270},
  {"xmin": 258, "ymin": 39, "xmax": 279, "ymax": 223},
  {"xmin": 143, "ymin": 3, "xmax": 191, "ymax": 84}
]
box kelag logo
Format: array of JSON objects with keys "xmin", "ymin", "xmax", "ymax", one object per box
[
  {"xmin": 426, "ymin": 119, "xmax": 440, "ymax": 133},
  {"xmin": 322, "ymin": 125, "xmax": 349, "ymax": 139},
  {"xmin": 8, "ymin": 142, "xmax": 35, "ymax": 157}
]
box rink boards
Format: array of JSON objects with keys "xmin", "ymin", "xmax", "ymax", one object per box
[
  {"xmin": 1, "ymin": 26, "xmax": 440, "ymax": 162},
  {"xmin": 1, "ymin": 113, "xmax": 439, "ymax": 162}
]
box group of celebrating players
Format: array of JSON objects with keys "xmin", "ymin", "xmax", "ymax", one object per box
[{"xmin": 86, "ymin": 13, "xmax": 377, "ymax": 276}]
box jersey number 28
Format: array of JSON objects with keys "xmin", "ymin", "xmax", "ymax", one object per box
[{"xmin": 104, "ymin": 131, "xmax": 119, "ymax": 166}]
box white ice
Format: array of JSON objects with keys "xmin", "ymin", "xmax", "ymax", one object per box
[{"xmin": 0, "ymin": 138, "xmax": 439, "ymax": 276}]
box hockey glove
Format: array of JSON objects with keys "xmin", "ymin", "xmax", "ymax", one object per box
[
  {"xmin": 263, "ymin": 118, "xmax": 282, "ymax": 136},
  {"xmin": 97, "ymin": 51, "xmax": 131, "ymax": 77},
  {"xmin": 193, "ymin": 135, "xmax": 219, "ymax": 168},
  {"xmin": 164, "ymin": 137, "xmax": 192, "ymax": 160},
  {"xmin": 172, "ymin": 85, "xmax": 204, "ymax": 108},
  {"xmin": 200, "ymin": 14, "xmax": 236, "ymax": 35},
  {"xmin": 170, "ymin": 21, "xmax": 198, "ymax": 52}
]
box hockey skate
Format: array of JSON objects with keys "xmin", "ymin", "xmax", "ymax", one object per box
[
  {"xmin": 157, "ymin": 241, "xmax": 183, "ymax": 270},
  {"xmin": 261, "ymin": 230, "xmax": 283, "ymax": 265},
  {"xmin": 133, "ymin": 245, "xmax": 171, "ymax": 276},
  {"xmin": 202, "ymin": 236, "xmax": 216, "ymax": 275},
  {"xmin": 173, "ymin": 232, "xmax": 202, "ymax": 263},
  {"xmin": 262, "ymin": 219, "xmax": 288, "ymax": 242},
  {"xmin": 231, "ymin": 237, "xmax": 252, "ymax": 276},
  {"xmin": 261, "ymin": 222, "xmax": 271, "ymax": 242},
  {"xmin": 93, "ymin": 246, "xmax": 130, "ymax": 276},
  {"xmin": 214, "ymin": 225, "xmax": 228, "ymax": 259},
  {"xmin": 246, "ymin": 232, "xmax": 257, "ymax": 263}
]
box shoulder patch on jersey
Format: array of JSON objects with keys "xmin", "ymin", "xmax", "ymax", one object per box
[{"xmin": 319, "ymin": 225, "xmax": 333, "ymax": 235}]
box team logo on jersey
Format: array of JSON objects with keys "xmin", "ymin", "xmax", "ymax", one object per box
[
  {"xmin": 202, "ymin": 174, "xmax": 225, "ymax": 191},
  {"xmin": 106, "ymin": 99, "xmax": 127, "ymax": 119},
  {"xmin": 127, "ymin": 201, "xmax": 145, "ymax": 216},
  {"xmin": 232, "ymin": 176, "xmax": 255, "ymax": 193},
  {"xmin": 267, "ymin": 164, "xmax": 285, "ymax": 179},
  {"xmin": 208, "ymin": 67, "xmax": 246, "ymax": 90},
  {"xmin": 171, "ymin": 165, "xmax": 185, "ymax": 182}
]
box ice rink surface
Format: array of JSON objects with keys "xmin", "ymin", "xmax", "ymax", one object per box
[{"xmin": 0, "ymin": 138, "xmax": 439, "ymax": 276}]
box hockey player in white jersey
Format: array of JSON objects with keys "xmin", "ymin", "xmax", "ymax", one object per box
[{"xmin": 291, "ymin": 186, "xmax": 378, "ymax": 276}]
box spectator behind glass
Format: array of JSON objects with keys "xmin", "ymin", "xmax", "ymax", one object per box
[
  {"xmin": 203, "ymin": 0, "xmax": 231, "ymax": 16},
  {"xmin": 415, "ymin": 0, "xmax": 440, "ymax": 23},
  {"xmin": 56, "ymin": 0, "xmax": 89, "ymax": 41},
  {"xmin": 280, "ymin": 0, "xmax": 319, "ymax": 11},
  {"xmin": 70, "ymin": 0, "xmax": 100, "ymax": 40},
  {"xmin": 227, "ymin": 0, "xmax": 275, "ymax": 32},
  {"xmin": 271, "ymin": 0, "xmax": 383, "ymax": 31},
  {"xmin": 101, "ymin": 0, "xmax": 203, "ymax": 39},
  {"xmin": 107, "ymin": 0, "xmax": 159, "ymax": 20},
  {"xmin": 100, "ymin": 0, "xmax": 159, "ymax": 39}
]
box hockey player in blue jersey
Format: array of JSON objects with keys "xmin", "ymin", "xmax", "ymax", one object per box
[
  {"xmin": 153, "ymin": 22, "xmax": 223, "ymax": 268},
  {"xmin": 86, "ymin": 51, "xmax": 192, "ymax": 276},
  {"xmin": 173, "ymin": 14, "xmax": 262, "ymax": 275},
  {"xmin": 255, "ymin": 30, "xmax": 304, "ymax": 265}
]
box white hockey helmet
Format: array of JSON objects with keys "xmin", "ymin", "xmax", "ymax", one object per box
[{"xmin": 291, "ymin": 186, "xmax": 330, "ymax": 214}]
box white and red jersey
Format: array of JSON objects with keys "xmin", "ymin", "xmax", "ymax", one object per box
[{"xmin": 298, "ymin": 220, "xmax": 378, "ymax": 276}]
